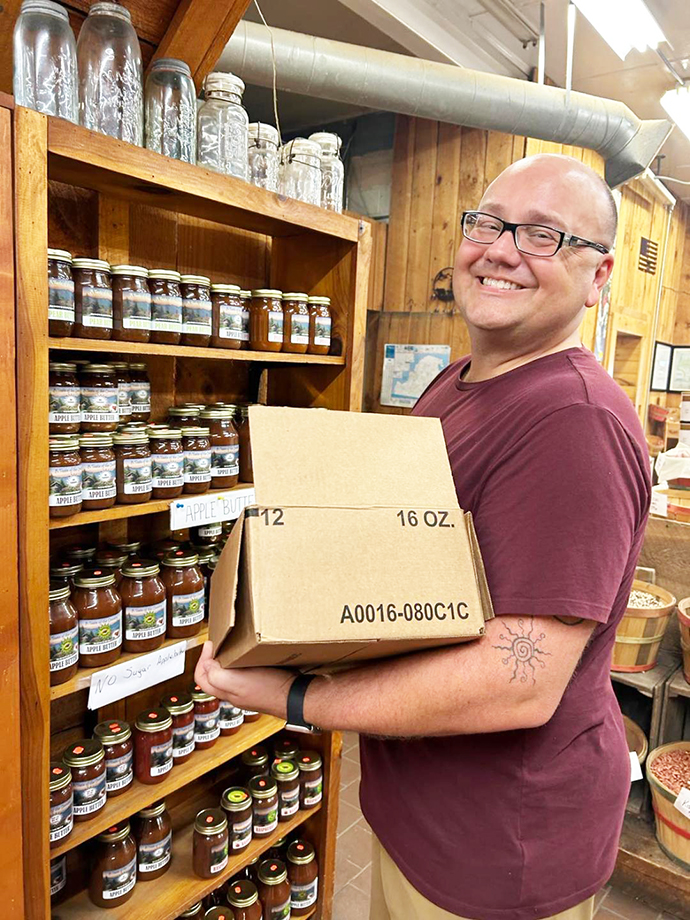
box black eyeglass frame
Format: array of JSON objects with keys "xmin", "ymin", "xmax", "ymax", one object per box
[{"xmin": 461, "ymin": 210, "xmax": 610, "ymax": 257}]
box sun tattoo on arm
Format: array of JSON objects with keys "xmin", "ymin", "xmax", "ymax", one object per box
[{"xmin": 492, "ymin": 618, "xmax": 551, "ymax": 684}]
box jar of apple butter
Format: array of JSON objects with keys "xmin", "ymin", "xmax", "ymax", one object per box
[
  {"xmin": 129, "ymin": 364, "xmax": 152, "ymax": 422},
  {"xmin": 219, "ymin": 700, "xmax": 244, "ymax": 736},
  {"xmin": 49, "ymin": 583, "xmax": 79, "ymax": 686},
  {"xmin": 257, "ymin": 858, "xmax": 291, "ymax": 919},
  {"xmin": 297, "ymin": 752, "xmax": 323, "ymax": 809},
  {"xmin": 64, "ymin": 543, "xmax": 96, "ymax": 566},
  {"xmin": 211, "ymin": 284, "xmax": 245, "ymax": 349},
  {"xmin": 193, "ymin": 809, "xmax": 229, "ymax": 879},
  {"xmin": 200, "ymin": 408, "xmax": 240, "ymax": 489},
  {"xmin": 93, "ymin": 550, "xmax": 127, "ymax": 586},
  {"xmin": 179, "ymin": 902, "xmax": 204, "ymax": 919},
  {"xmin": 72, "ymin": 258, "xmax": 113, "ymax": 339},
  {"xmin": 181, "ymin": 274, "xmax": 212, "ymax": 346},
  {"xmin": 191, "ymin": 684, "xmax": 221, "ymax": 750},
  {"xmin": 250, "ymin": 289, "xmax": 283, "ymax": 352},
  {"xmin": 49, "ymin": 363, "xmax": 81, "ymax": 434},
  {"xmin": 183, "ymin": 427, "xmax": 212, "ymax": 494},
  {"xmin": 308, "ymin": 296, "xmax": 332, "ymax": 355},
  {"xmin": 192, "ymin": 522, "xmax": 223, "ymax": 544},
  {"xmin": 282, "ymin": 293, "xmax": 310, "ymax": 355},
  {"xmin": 237, "ymin": 406, "xmax": 252, "ymax": 483},
  {"xmin": 63, "ymin": 739, "xmax": 107, "ymax": 821},
  {"xmin": 243, "ymin": 709, "xmax": 261, "ymax": 724},
  {"xmin": 49, "ymin": 762, "xmax": 73, "ymax": 847},
  {"xmin": 161, "ymin": 691, "xmax": 195, "ymax": 763},
  {"xmin": 242, "ymin": 746, "xmax": 269, "ymax": 780},
  {"xmin": 72, "ymin": 568, "xmax": 123, "ymax": 668},
  {"xmin": 112, "ymin": 264, "xmax": 152, "ymax": 341},
  {"xmin": 149, "ymin": 269, "xmax": 183, "ymax": 344},
  {"xmin": 134, "ymin": 709, "xmax": 174, "ymax": 783},
  {"xmin": 48, "ymin": 249, "xmax": 75, "ymax": 337},
  {"xmin": 274, "ymin": 737, "xmax": 300, "ymax": 763},
  {"xmin": 135, "ymin": 801, "xmax": 172, "ymax": 880},
  {"xmin": 161, "ymin": 550, "xmax": 205, "ymax": 638},
  {"xmin": 272, "ymin": 760, "xmax": 300, "ymax": 821},
  {"xmin": 50, "ymin": 559, "xmax": 83, "ymax": 586},
  {"xmin": 109, "ymin": 362, "xmax": 133, "ymax": 422},
  {"xmin": 114, "ymin": 430, "xmax": 152, "ymax": 504},
  {"xmin": 108, "ymin": 539, "xmax": 142, "ymax": 559},
  {"xmin": 287, "ymin": 840, "xmax": 318, "ymax": 915},
  {"xmin": 49, "ymin": 436, "xmax": 83, "ymax": 518},
  {"xmin": 194, "ymin": 545, "xmax": 217, "ymax": 616},
  {"xmin": 50, "ymin": 855, "xmax": 67, "ymax": 901},
  {"xmin": 248, "ymin": 776, "xmax": 278, "ymax": 838},
  {"xmin": 120, "ymin": 559, "xmax": 167, "ymax": 652},
  {"xmin": 79, "ymin": 364, "xmax": 119, "ymax": 432},
  {"xmin": 89, "ymin": 821, "xmax": 137, "ymax": 908},
  {"xmin": 227, "ymin": 879, "xmax": 262, "ymax": 920},
  {"xmin": 150, "ymin": 429, "xmax": 184, "ymax": 499},
  {"xmin": 80, "ymin": 434, "xmax": 117, "ymax": 511},
  {"xmin": 93, "ymin": 720, "xmax": 134, "ymax": 797},
  {"xmin": 221, "ymin": 786, "xmax": 253, "ymax": 854},
  {"xmin": 168, "ymin": 406, "xmax": 200, "ymax": 428}
]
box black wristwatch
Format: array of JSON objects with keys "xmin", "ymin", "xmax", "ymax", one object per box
[{"xmin": 287, "ymin": 673, "xmax": 318, "ymax": 731}]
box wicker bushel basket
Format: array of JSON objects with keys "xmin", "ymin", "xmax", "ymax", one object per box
[
  {"xmin": 611, "ymin": 580, "xmax": 676, "ymax": 673},
  {"xmin": 646, "ymin": 741, "xmax": 690, "ymax": 871},
  {"xmin": 678, "ymin": 598, "xmax": 690, "ymax": 685},
  {"xmin": 623, "ymin": 714, "xmax": 648, "ymax": 765}
]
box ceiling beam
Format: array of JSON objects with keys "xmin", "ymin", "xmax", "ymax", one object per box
[{"xmin": 151, "ymin": 0, "xmax": 254, "ymax": 91}]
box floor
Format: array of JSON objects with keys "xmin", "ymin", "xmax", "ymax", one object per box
[{"xmin": 332, "ymin": 732, "xmax": 682, "ymax": 920}]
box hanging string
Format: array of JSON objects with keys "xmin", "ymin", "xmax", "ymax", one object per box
[{"xmin": 252, "ymin": 0, "xmax": 283, "ymax": 146}]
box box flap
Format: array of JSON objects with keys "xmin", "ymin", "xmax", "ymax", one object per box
[
  {"xmin": 249, "ymin": 406, "xmax": 460, "ymax": 508},
  {"xmin": 464, "ymin": 512, "xmax": 495, "ymax": 622},
  {"xmin": 209, "ymin": 509, "xmax": 244, "ymax": 654}
]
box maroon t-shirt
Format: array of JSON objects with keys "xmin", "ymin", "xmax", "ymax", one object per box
[{"xmin": 360, "ymin": 348, "xmax": 651, "ymax": 920}]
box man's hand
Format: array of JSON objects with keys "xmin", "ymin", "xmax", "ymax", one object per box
[{"xmin": 194, "ymin": 642, "xmax": 295, "ymax": 720}]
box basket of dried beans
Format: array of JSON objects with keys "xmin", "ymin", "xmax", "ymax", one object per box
[
  {"xmin": 611, "ymin": 581, "xmax": 676, "ymax": 673},
  {"xmin": 646, "ymin": 742, "xmax": 690, "ymax": 870},
  {"xmin": 677, "ymin": 598, "xmax": 690, "ymax": 685}
]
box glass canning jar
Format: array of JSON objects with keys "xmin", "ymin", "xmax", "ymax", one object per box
[
  {"xmin": 297, "ymin": 751, "xmax": 323, "ymax": 809},
  {"xmin": 309, "ymin": 132, "xmax": 345, "ymax": 213},
  {"xmin": 89, "ymin": 821, "xmax": 137, "ymax": 908},
  {"xmin": 49, "ymin": 583, "xmax": 79, "ymax": 686},
  {"xmin": 49, "ymin": 436, "xmax": 82, "ymax": 518},
  {"xmin": 80, "ymin": 363, "xmax": 119, "ymax": 432},
  {"xmin": 13, "ymin": 0, "xmax": 78, "ymax": 122},
  {"xmin": 161, "ymin": 691, "xmax": 195, "ymax": 763},
  {"xmin": 109, "ymin": 362, "xmax": 133, "ymax": 423},
  {"xmin": 134, "ymin": 709, "xmax": 174, "ymax": 784},
  {"xmin": 93, "ymin": 719, "xmax": 134, "ymax": 797},
  {"xmin": 120, "ymin": 559, "xmax": 166, "ymax": 653},
  {"xmin": 308, "ymin": 296, "xmax": 332, "ymax": 356},
  {"xmin": 168, "ymin": 406, "xmax": 200, "ymax": 428},
  {"xmin": 114, "ymin": 430, "xmax": 152, "ymax": 504},
  {"xmin": 149, "ymin": 269, "xmax": 182, "ymax": 344},
  {"xmin": 248, "ymin": 776, "xmax": 279, "ymax": 837},
  {"xmin": 226, "ymin": 879, "xmax": 262, "ymax": 920},
  {"xmin": 49, "ymin": 762, "xmax": 73, "ymax": 847},
  {"xmin": 191, "ymin": 684, "xmax": 221, "ymax": 750},
  {"xmin": 145, "ymin": 58, "xmax": 197, "ymax": 164},
  {"xmin": 150, "ymin": 429, "xmax": 184, "ymax": 499},
  {"xmin": 72, "ymin": 567, "xmax": 122, "ymax": 668},
  {"xmin": 220, "ymin": 787, "xmax": 252, "ymax": 854},
  {"xmin": 257, "ymin": 858, "xmax": 291, "ymax": 918},
  {"xmin": 249, "ymin": 289, "xmax": 283, "ymax": 353},
  {"xmin": 72, "ymin": 258, "xmax": 113, "ymax": 339},
  {"xmin": 128, "ymin": 363, "xmax": 151, "ymax": 422},
  {"xmin": 48, "ymin": 249, "xmax": 75, "ymax": 336},
  {"xmin": 50, "ymin": 559, "xmax": 83, "ymax": 587},
  {"xmin": 161, "ymin": 549, "xmax": 205, "ymax": 638},
  {"xmin": 199, "ymin": 408, "xmax": 239, "ymax": 490},
  {"xmin": 280, "ymin": 138, "xmax": 322, "ymax": 206},
  {"xmin": 111, "ymin": 265, "xmax": 151, "ymax": 341},
  {"xmin": 77, "ymin": 2, "xmax": 143, "ymax": 146},
  {"xmin": 49, "ymin": 362, "xmax": 80, "ymax": 434},
  {"xmin": 135, "ymin": 801, "xmax": 172, "ymax": 881},
  {"xmin": 271, "ymin": 760, "xmax": 300, "ymax": 821},
  {"xmin": 50, "ymin": 854, "xmax": 67, "ymax": 902},
  {"xmin": 282, "ymin": 293, "xmax": 310, "ymax": 355},
  {"xmin": 237, "ymin": 406, "xmax": 253, "ymax": 483},
  {"xmin": 182, "ymin": 426, "xmax": 212, "ymax": 494},
  {"xmin": 181, "ymin": 274, "xmax": 212, "ymax": 346},
  {"xmin": 63, "ymin": 739, "xmax": 107, "ymax": 822},
  {"xmin": 248, "ymin": 122, "xmax": 280, "ymax": 192},
  {"xmin": 287, "ymin": 840, "xmax": 319, "ymax": 915},
  {"xmin": 211, "ymin": 284, "xmax": 245, "ymax": 349},
  {"xmin": 79, "ymin": 434, "xmax": 117, "ymax": 510},
  {"xmin": 193, "ymin": 808, "xmax": 228, "ymax": 879},
  {"xmin": 197, "ymin": 72, "xmax": 249, "ymax": 180}
]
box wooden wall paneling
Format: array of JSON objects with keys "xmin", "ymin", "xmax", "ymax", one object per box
[
  {"xmin": 367, "ymin": 219, "xmax": 388, "ymax": 313},
  {"xmin": 384, "ymin": 116, "xmax": 416, "ymax": 312},
  {"xmin": 456, "ymin": 128, "xmax": 488, "ymax": 236},
  {"xmin": 428, "ymin": 123, "xmax": 462, "ymax": 312},
  {"xmin": 177, "ymin": 216, "xmax": 270, "ymax": 289},
  {"xmin": 98, "ymin": 196, "xmax": 130, "ymax": 264},
  {"xmin": 66, "ymin": 0, "xmax": 180, "ymax": 46},
  {"xmin": 14, "ymin": 105, "xmax": 51, "ymax": 920},
  {"xmin": 484, "ymin": 131, "xmax": 518, "ymax": 186},
  {"xmin": 48, "ymin": 182, "xmax": 99, "ymax": 256},
  {"xmin": 404, "ymin": 119, "xmax": 439, "ymax": 312},
  {"xmin": 129, "ymin": 204, "xmax": 179, "ymax": 270},
  {"xmin": 174, "ymin": 356, "xmax": 250, "ymax": 407},
  {"xmin": 0, "ymin": 102, "xmax": 24, "ymax": 920}
]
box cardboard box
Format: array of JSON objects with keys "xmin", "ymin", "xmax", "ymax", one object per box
[{"xmin": 210, "ymin": 406, "xmax": 494, "ymax": 668}]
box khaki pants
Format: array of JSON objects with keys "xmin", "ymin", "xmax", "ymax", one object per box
[{"xmin": 370, "ymin": 836, "xmax": 595, "ymax": 920}]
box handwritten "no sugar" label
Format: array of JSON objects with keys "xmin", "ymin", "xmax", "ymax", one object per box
[{"xmin": 87, "ymin": 641, "xmax": 187, "ymax": 710}]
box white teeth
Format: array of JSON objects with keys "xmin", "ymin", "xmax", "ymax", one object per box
[{"xmin": 480, "ymin": 277, "xmax": 523, "ymax": 290}]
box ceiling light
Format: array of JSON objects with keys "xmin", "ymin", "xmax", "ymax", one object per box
[
  {"xmin": 661, "ymin": 85, "xmax": 690, "ymax": 144},
  {"xmin": 572, "ymin": 0, "xmax": 668, "ymax": 61}
]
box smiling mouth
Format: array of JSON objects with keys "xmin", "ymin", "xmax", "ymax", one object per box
[{"xmin": 479, "ymin": 277, "xmax": 525, "ymax": 291}]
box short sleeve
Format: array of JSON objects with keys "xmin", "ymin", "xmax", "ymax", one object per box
[{"xmin": 473, "ymin": 404, "xmax": 650, "ymax": 623}]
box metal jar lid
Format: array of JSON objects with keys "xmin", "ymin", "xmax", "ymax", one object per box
[
  {"xmin": 226, "ymin": 879, "xmax": 259, "ymax": 908},
  {"xmin": 108, "ymin": 540, "xmax": 141, "ymax": 554},
  {"xmin": 147, "ymin": 428, "xmax": 182, "ymax": 440},
  {"xmin": 97, "ymin": 821, "xmax": 132, "ymax": 843},
  {"xmin": 79, "ymin": 433, "xmax": 114, "ymax": 448},
  {"xmin": 49, "ymin": 583, "xmax": 72, "ymax": 602},
  {"xmin": 240, "ymin": 290, "xmax": 251, "ymax": 299},
  {"xmin": 309, "ymin": 131, "xmax": 342, "ymax": 153},
  {"xmin": 72, "ymin": 257, "xmax": 110, "ymax": 272},
  {"xmin": 47, "ymin": 248, "xmax": 73, "ymax": 262},
  {"xmin": 194, "ymin": 807, "xmax": 227, "ymax": 836},
  {"xmin": 148, "ymin": 268, "xmax": 181, "ymax": 282},
  {"xmin": 297, "ymin": 751, "xmax": 322, "ymax": 772},
  {"xmin": 282, "ymin": 293, "xmax": 308, "ymax": 301},
  {"xmin": 180, "ymin": 274, "xmax": 211, "ymax": 287},
  {"xmin": 129, "ymin": 363, "xmax": 148, "ymax": 372},
  {"xmin": 271, "ymin": 760, "xmax": 299, "ymax": 782},
  {"xmin": 248, "ymin": 775, "xmax": 277, "ymax": 800},
  {"xmin": 93, "ymin": 719, "xmax": 132, "ymax": 745},
  {"xmin": 110, "ymin": 264, "xmax": 149, "ymax": 277},
  {"xmin": 199, "ymin": 408, "xmax": 234, "ymax": 420},
  {"xmin": 160, "ymin": 691, "xmax": 194, "ymax": 715},
  {"xmin": 251, "ymin": 288, "xmax": 282, "ymax": 298},
  {"xmin": 49, "ymin": 436, "xmax": 80, "ymax": 451},
  {"xmin": 49, "ymin": 762, "xmax": 72, "ymax": 792},
  {"xmin": 210, "ymin": 283, "xmax": 241, "ymax": 294},
  {"xmin": 257, "ymin": 858, "xmax": 288, "ymax": 886},
  {"xmin": 220, "ymin": 786, "xmax": 251, "ymax": 813},
  {"xmin": 94, "ymin": 550, "xmax": 128, "ymax": 569},
  {"xmin": 178, "ymin": 902, "xmax": 203, "ymax": 918},
  {"xmin": 49, "ymin": 362, "xmax": 78, "ymax": 373},
  {"xmin": 162, "ymin": 550, "xmax": 200, "ymax": 568},
  {"xmin": 113, "ymin": 431, "xmax": 150, "ymax": 446},
  {"xmin": 108, "ymin": 361, "xmax": 130, "ymax": 372},
  {"xmin": 50, "ymin": 560, "xmax": 83, "ymax": 580},
  {"xmin": 169, "ymin": 406, "xmax": 200, "ymax": 417},
  {"xmin": 138, "ymin": 800, "xmax": 167, "ymax": 819},
  {"xmin": 121, "ymin": 559, "xmax": 160, "ymax": 579},
  {"xmin": 308, "ymin": 295, "xmax": 331, "ymax": 306},
  {"xmin": 191, "ymin": 545, "xmax": 216, "ymax": 564},
  {"xmin": 190, "ymin": 683, "xmax": 217, "ymax": 703},
  {"xmin": 80, "ymin": 363, "xmax": 117, "ymax": 375},
  {"xmin": 203, "ymin": 71, "xmax": 245, "ymax": 97},
  {"xmin": 287, "ymin": 839, "xmax": 316, "ymax": 866},
  {"xmin": 181, "ymin": 426, "xmax": 210, "ymax": 438},
  {"xmin": 274, "ymin": 737, "xmax": 300, "ymax": 759},
  {"xmin": 72, "ymin": 567, "xmax": 117, "ymax": 589},
  {"xmin": 63, "ymin": 739, "xmax": 105, "ymax": 768},
  {"xmin": 135, "ymin": 708, "xmax": 173, "ymax": 733},
  {"xmin": 64, "ymin": 545, "xmax": 96, "ymax": 562},
  {"xmin": 242, "ymin": 746, "xmax": 268, "ymax": 768},
  {"xmin": 248, "ymin": 122, "xmax": 279, "ymax": 145}
]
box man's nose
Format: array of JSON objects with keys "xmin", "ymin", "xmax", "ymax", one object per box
[{"xmin": 482, "ymin": 228, "xmax": 523, "ymax": 263}]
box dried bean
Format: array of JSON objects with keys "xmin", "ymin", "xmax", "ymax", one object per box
[
  {"xmin": 628, "ymin": 589, "xmax": 665, "ymax": 609},
  {"xmin": 650, "ymin": 750, "xmax": 690, "ymax": 795}
]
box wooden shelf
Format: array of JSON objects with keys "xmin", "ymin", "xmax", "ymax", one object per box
[
  {"xmin": 50, "ymin": 629, "xmax": 211, "ymax": 701},
  {"xmin": 666, "ymin": 666, "xmax": 690, "ymax": 700},
  {"xmin": 49, "ymin": 337, "xmax": 346, "ymax": 365},
  {"xmin": 56, "ymin": 803, "xmax": 321, "ymax": 920},
  {"xmin": 610, "ymin": 655, "xmax": 679, "ymax": 698},
  {"xmin": 51, "ymin": 714, "xmax": 285, "ymax": 858},
  {"xmin": 47, "ymin": 117, "xmax": 360, "ymax": 243}
]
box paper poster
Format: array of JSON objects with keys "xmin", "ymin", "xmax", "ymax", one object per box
[{"xmin": 380, "ymin": 344, "xmax": 450, "ymax": 408}]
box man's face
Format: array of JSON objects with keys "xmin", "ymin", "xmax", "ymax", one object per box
[{"xmin": 452, "ymin": 160, "xmax": 614, "ymax": 343}]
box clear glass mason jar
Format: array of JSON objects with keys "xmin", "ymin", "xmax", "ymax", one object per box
[
  {"xmin": 197, "ymin": 72, "xmax": 249, "ymax": 180},
  {"xmin": 77, "ymin": 2, "xmax": 143, "ymax": 146},
  {"xmin": 248, "ymin": 122, "xmax": 280, "ymax": 192},
  {"xmin": 145, "ymin": 58, "xmax": 197, "ymax": 164},
  {"xmin": 309, "ymin": 132, "xmax": 345, "ymax": 213},
  {"xmin": 279, "ymin": 138, "xmax": 322, "ymax": 206},
  {"xmin": 13, "ymin": 0, "xmax": 78, "ymax": 122}
]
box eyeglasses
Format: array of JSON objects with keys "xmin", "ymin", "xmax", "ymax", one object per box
[{"xmin": 461, "ymin": 211, "xmax": 610, "ymax": 258}]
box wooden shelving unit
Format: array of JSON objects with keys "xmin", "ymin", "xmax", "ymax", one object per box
[{"xmin": 14, "ymin": 103, "xmax": 369, "ymax": 919}]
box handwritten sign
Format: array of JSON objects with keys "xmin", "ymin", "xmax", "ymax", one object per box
[
  {"xmin": 87, "ymin": 641, "xmax": 187, "ymax": 710},
  {"xmin": 650, "ymin": 488, "xmax": 668, "ymax": 518},
  {"xmin": 674, "ymin": 786, "xmax": 690, "ymax": 820},
  {"xmin": 629, "ymin": 751, "xmax": 643, "ymax": 782},
  {"xmin": 170, "ymin": 487, "xmax": 255, "ymax": 531}
]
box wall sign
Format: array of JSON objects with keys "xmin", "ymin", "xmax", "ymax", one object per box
[
  {"xmin": 380, "ymin": 344, "xmax": 451, "ymax": 408},
  {"xmin": 650, "ymin": 341, "xmax": 672, "ymax": 392}
]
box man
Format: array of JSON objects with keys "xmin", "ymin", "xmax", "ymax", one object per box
[{"xmin": 195, "ymin": 154, "xmax": 651, "ymax": 920}]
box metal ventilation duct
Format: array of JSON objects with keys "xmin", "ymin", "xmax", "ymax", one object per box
[{"xmin": 219, "ymin": 21, "xmax": 673, "ymax": 188}]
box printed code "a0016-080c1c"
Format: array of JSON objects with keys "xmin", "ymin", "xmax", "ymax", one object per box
[{"xmin": 340, "ymin": 601, "xmax": 470, "ymax": 625}]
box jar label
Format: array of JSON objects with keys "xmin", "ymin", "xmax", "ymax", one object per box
[
  {"xmin": 291, "ymin": 315, "xmax": 310, "ymax": 345},
  {"xmin": 253, "ymin": 803, "xmax": 278, "ymax": 835},
  {"xmin": 220, "ymin": 303, "xmax": 249, "ymax": 341},
  {"xmin": 269, "ymin": 898, "xmax": 291, "ymax": 919},
  {"xmin": 50, "ymin": 856, "xmax": 66, "ymax": 896},
  {"xmin": 81, "ymin": 386, "xmax": 119, "ymax": 424},
  {"xmin": 184, "ymin": 451, "xmax": 212, "ymax": 483},
  {"xmin": 211, "ymin": 444, "xmax": 239, "ymax": 477},
  {"xmin": 243, "ymin": 710, "xmax": 259, "ymax": 717},
  {"xmin": 280, "ymin": 786, "xmax": 300, "ymax": 818},
  {"xmin": 149, "ymin": 738, "xmax": 174, "ymax": 777},
  {"xmin": 49, "ymin": 625, "xmax": 79, "ymax": 672},
  {"xmin": 219, "ymin": 702, "xmax": 244, "ymax": 730},
  {"xmin": 138, "ymin": 830, "xmax": 172, "ymax": 874},
  {"xmin": 198, "ymin": 522, "xmax": 222, "ymax": 538},
  {"xmin": 82, "ymin": 460, "xmax": 117, "ymax": 501},
  {"xmin": 268, "ymin": 310, "xmax": 284, "ymax": 343},
  {"xmin": 73, "ymin": 770, "xmax": 107, "ymax": 816},
  {"xmin": 183, "ymin": 300, "xmax": 212, "ymax": 335},
  {"xmin": 210, "ymin": 838, "xmax": 229, "ymax": 874},
  {"xmin": 121, "ymin": 291, "xmax": 152, "ymax": 330},
  {"xmin": 49, "ymin": 464, "xmax": 83, "ymax": 507},
  {"xmin": 152, "ymin": 294, "xmax": 183, "ymax": 332},
  {"xmin": 105, "ymin": 749, "xmax": 134, "ymax": 792},
  {"xmin": 152, "ymin": 453, "xmax": 184, "ymax": 489},
  {"xmin": 231, "ymin": 814, "xmax": 253, "ymax": 849},
  {"xmin": 172, "ymin": 722, "xmax": 195, "ymax": 758},
  {"xmin": 172, "ymin": 588, "xmax": 205, "ymax": 627},
  {"xmin": 49, "ymin": 386, "xmax": 81, "ymax": 424},
  {"xmin": 80, "ymin": 287, "xmax": 113, "ymax": 327},
  {"xmin": 302, "ymin": 777, "xmax": 323, "ymax": 807},
  {"xmin": 117, "ymin": 383, "xmax": 132, "ymax": 419},
  {"xmin": 101, "ymin": 853, "xmax": 136, "ymax": 901},
  {"xmin": 194, "ymin": 707, "xmax": 220, "ymax": 743},
  {"xmin": 128, "ymin": 382, "xmax": 151, "ymax": 413},
  {"xmin": 314, "ymin": 316, "xmax": 332, "ymax": 347},
  {"xmin": 78, "ymin": 612, "xmax": 122, "ymax": 657},
  {"xmin": 125, "ymin": 600, "xmax": 166, "ymax": 641},
  {"xmin": 291, "ymin": 878, "xmax": 318, "ymax": 910},
  {"xmin": 49, "ymin": 278, "xmax": 75, "ymax": 322},
  {"xmin": 122, "ymin": 455, "xmax": 153, "ymax": 494},
  {"xmin": 49, "ymin": 793, "xmax": 74, "ymax": 842}
]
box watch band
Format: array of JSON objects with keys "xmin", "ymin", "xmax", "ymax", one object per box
[{"xmin": 287, "ymin": 673, "xmax": 317, "ymax": 730}]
